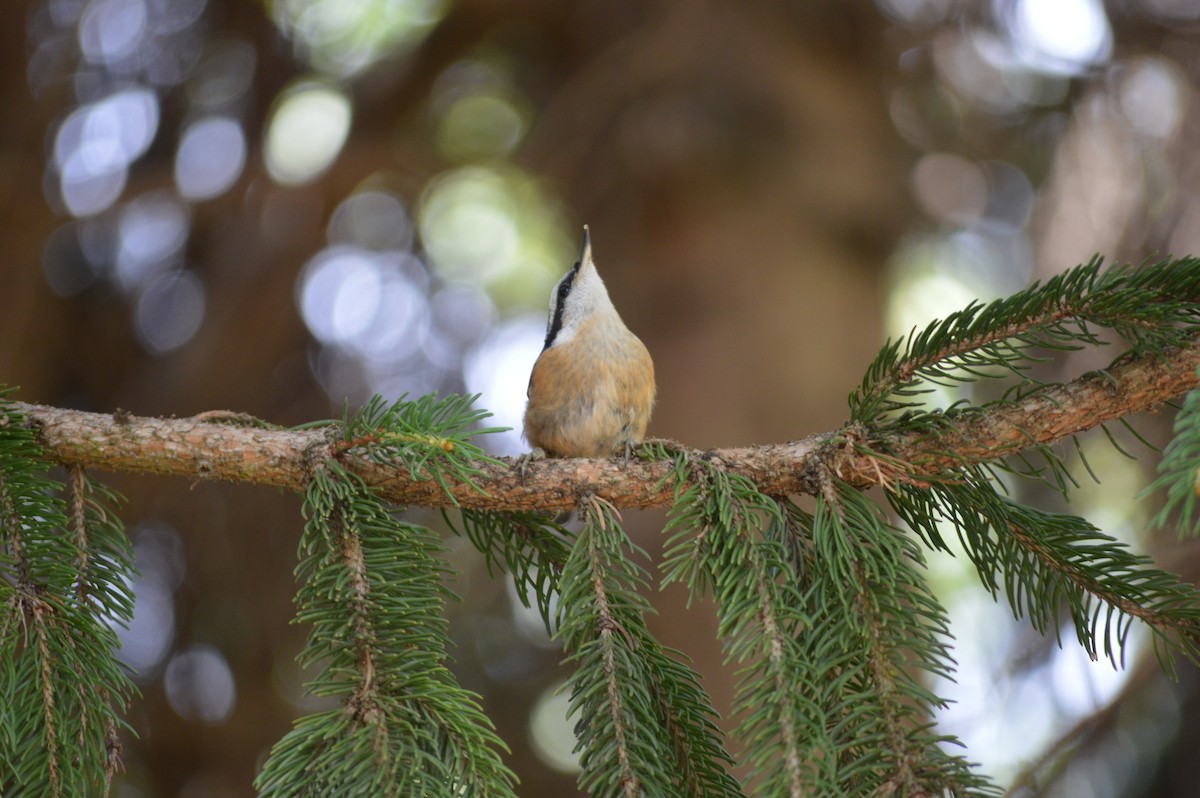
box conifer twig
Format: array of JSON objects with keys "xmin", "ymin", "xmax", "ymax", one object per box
[
  {"xmin": 755, "ymin": 564, "xmax": 804, "ymax": 798},
  {"xmin": 1003, "ymin": 520, "xmax": 1196, "ymax": 644},
  {"xmin": 580, "ymin": 498, "xmax": 640, "ymax": 798}
]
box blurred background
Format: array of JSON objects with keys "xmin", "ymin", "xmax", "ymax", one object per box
[{"xmin": 2, "ymin": 0, "xmax": 1200, "ymax": 795}]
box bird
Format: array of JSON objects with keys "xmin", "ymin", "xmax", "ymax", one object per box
[{"xmin": 523, "ymin": 226, "xmax": 656, "ymax": 461}]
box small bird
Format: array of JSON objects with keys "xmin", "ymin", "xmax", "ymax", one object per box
[{"xmin": 523, "ymin": 226, "xmax": 656, "ymax": 460}]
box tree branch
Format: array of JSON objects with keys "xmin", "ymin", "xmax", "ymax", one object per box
[{"xmin": 11, "ymin": 343, "xmax": 1199, "ymax": 511}]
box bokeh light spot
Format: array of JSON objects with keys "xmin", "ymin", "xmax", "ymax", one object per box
[
  {"xmin": 463, "ymin": 316, "xmax": 546, "ymax": 456},
  {"xmin": 298, "ymin": 246, "xmax": 383, "ymax": 345},
  {"xmin": 1009, "ymin": 0, "xmax": 1111, "ymax": 75},
  {"xmin": 54, "ymin": 88, "xmax": 160, "ymax": 170},
  {"xmin": 429, "ymin": 284, "xmax": 495, "ymax": 348},
  {"xmin": 328, "ymin": 190, "xmax": 413, "ymax": 251},
  {"xmin": 116, "ymin": 522, "xmax": 187, "ymax": 678},
  {"xmin": 118, "ymin": 577, "xmax": 175, "ymax": 676},
  {"xmin": 264, "ymin": 81, "xmax": 351, "ymax": 185},
  {"xmin": 438, "ymin": 93, "xmax": 527, "ymax": 161},
  {"xmin": 348, "ymin": 267, "xmax": 430, "ymax": 364},
  {"xmin": 529, "ymin": 681, "xmax": 581, "ymax": 775},
  {"xmin": 1119, "ymin": 58, "xmax": 1186, "ymax": 140},
  {"xmin": 419, "ymin": 167, "xmax": 520, "ymax": 284},
  {"xmin": 911, "ymin": 153, "xmax": 987, "ymax": 224},
  {"xmin": 269, "ymin": 0, "xmax": 447, "ymax": 76},
  {"xmin": 55, "ymin": 87, "xmax": 159, "ymax": 216},
  {"xmin": 79, "ymin": 0, "xmax": 148, "ymax": 66},
  {"xmin": 116, "ymin": 191, "xmax": 190, "ymax": 290},
  {"xmin": 890, "ymin": 268, "xmax": 977, "ymax": 341},
  {"xmin": 135, "ymin": 270, "xmax": 206, "ymax": 353},
  {"xmin": 165, "ymin": 646, "xmax": 237, "ymax": 723},
  {"xmin": 59, "ymin": 152, "xmax": 127, "ymax": 217},
  {"xmin": 175, "ymin": 116, "xmax": 246, "ymax": 200},
  {"xmin": 886, "ymin": 237, "xmax": 985, "ymax": 339},
  {"xmin": 298, "ymin": 245, "xmax": 433, "ymax": 365}
]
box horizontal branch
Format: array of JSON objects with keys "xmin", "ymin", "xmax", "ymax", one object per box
[{"xmin": 11, "ymin": 343, "xmax": 1200, "ymax": 511}]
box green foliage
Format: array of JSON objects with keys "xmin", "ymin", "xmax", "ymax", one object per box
[
  {"xmin": 660, "ymin": 456, "xmax": 994, "ymax": 796},
  {"xmin": 893, "ymin": 472, "xmax": 1200, "ymax": 672},
  {"xmin": 339, "ymin": 392, "xmax": 508, "ymax": 499},
  {"xmin": 845, "ymin": 256, "xmax": 1200, "ymax": 677},
  {"xmin": 805, "ymin": 487, "xmax": 995, "ymax": 795},
  {"xmin": 557, "ymin": 495, "xmax": 743, "ymax": 798},
  {"xmin": 0, "ymin": 393, "xmax": 137, "ymax": 798},
  {"xmin": 660, "ymin": 461, "xmax": 813, "ymax": 795},
  {"xmin": 850, "ymin": 255, "xmax": 1200, "ymax": 424},
  {"xmin": 257, "ymin": 396, "xmax": 517, "ymax": 798},
  {"xmin": 446, "ymin": 509, "xmax": 571, "ymax": 633},
  {"xmin": 1149, "ymin": 369, "xmax": 1200, "ymax": 537}
]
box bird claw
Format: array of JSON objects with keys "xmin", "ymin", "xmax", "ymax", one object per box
[
  {"xmin": 516, "ymin": 448, "xmax": 546, "ymax": 482},
  {"xmin": 620, "ymin": 440, "xmax": 635, "ymax": 469}
]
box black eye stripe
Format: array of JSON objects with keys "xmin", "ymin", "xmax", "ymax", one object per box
[{"xmin": 543, "ymin": 262, "xmax": 580, "ymax": 349}]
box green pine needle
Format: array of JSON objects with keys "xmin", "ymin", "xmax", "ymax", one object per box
[
  {"xmin": 337, "ymin": 393, "xmax": 507, "ymax": 501},
  {"xmin": 256, "ymin": 461, "xmax": 518, "ymax": 798},
  {"xmin": 446, "ymin": 508, "xmax": 573, "ymax": 634},
  {"xmin": 1147, "ymin": 376, "xmax": 1200, "ymax": 538},
  {"xmin": 850, "ymin": 256, "xmax": 1200, "ymax": 425},
  {"xmin": 661, "ymin": 450, "xmax": 996, "ymax": 797},
  {"xmin": 557, "ymin": 495, "xmax": 743, "ymax": 798},
  {"xmin": 0, "ymin": 392, "xmax": 138, "ymax": 798},
  {"xmin": 892, "ymin": 471, "xmax": 1200, "ymax": 673}
]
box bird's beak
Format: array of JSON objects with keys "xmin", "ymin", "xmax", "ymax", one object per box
[{"xmin": 577, "ymin": 224, "xmax": 592, "ymax": 269}]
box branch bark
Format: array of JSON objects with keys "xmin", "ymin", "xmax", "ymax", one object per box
[{"xmin": 11, "ymin": 344, "xmax": 1199, "ymax": 511}]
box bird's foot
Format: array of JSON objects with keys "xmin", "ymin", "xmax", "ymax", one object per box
[{"xmin": 515, "ymin": 447, "xmax": 546, "ymax": 482}]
